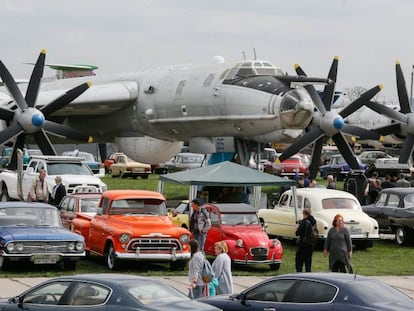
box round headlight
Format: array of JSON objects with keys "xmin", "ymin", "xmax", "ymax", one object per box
[
  {"xmin": 236, "ymin": 239, "xmax": 244, "ymax": 247},
  {"xmin": 271, "ymin": 239, "xmax": 280, "ymax": 247},
  {"xmin": 119, "ymin": 233, "xmax": 131, "ymax": 243},
  {"xmin": 179, "ymin": 234, "xmax": 191, "ymax": 244},
  {"xmin": 68, "ymin": 242, "xmax": 75, "ymax": 250},
  {"xmin": 16, "ymin": 243, "xmax": 24, "ymax": 251},
  {"xmin": 75, "ymin": 242, "xmax": 84, "ymax": 251},
  {"xmin": 6, "ymin": 243, "xmax": 14, "ymax": 252}
]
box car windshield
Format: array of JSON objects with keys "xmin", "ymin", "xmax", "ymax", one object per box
[
  {"xmin": 79, "ymin": 153, "xmax": 95, "ymax": 162},
  {"xmin": 348, "ymin": 280, "xmax": 411, "ymax": 303},
  {"xmin": 322, "ymin": 198, "xmax": 359, "ymax": 210},
  {"xmin": 110, "ymin": 199, "xmax": 167, "ymax": 215},
  {"xmin": 0, "ymin": 206, "xmax": 62, "ymax": 227},
  {"xmin": 221, "ymin": 213, "xmax": 259, "ymax": 225},
  {"xmin": 122, "ymin": 280, "xmax": 189, "ymax": 305},
  {"xmin": 47, "ymin": 162, "xmax": 93, "ymax": 175}
]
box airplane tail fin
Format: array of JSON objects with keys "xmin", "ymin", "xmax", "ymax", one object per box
[{"xmin": 24, "ymin": 62, "xmax": 98, "ymax": 79}]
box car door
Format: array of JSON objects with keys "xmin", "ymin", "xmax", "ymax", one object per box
[
  {"xmin": 383, "ymin": 193, "xmax": 400, "ymax": 228},
  {"xmin": 60, "ymin": 197, "xmax": 76, "ymax": 229},
  {"xmin": 364, "ymin": 192, "xmax": 388, "ymax": 229},
  {"xmin": 205, "ymin": 208, "xmax": 221, "ymax": 254}
]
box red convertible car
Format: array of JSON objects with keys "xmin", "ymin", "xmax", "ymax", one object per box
[{"xmin": 203, "ymin": 203, "xmax": 283, "ymax": 270}]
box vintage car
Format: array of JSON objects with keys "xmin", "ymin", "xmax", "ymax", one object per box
[
  {"xmin": 62, "ymin": 150, "xmax": 104, "ymax": 176},
  {"xmin": 71, "ymin": 190, "xmax": 191, "ymax": 270},
  {"xmin": 163, "ymin": 152, "xmax": 205, "ymax": 173},
  {"xmin": 358, "ymin": 150, "xmax": 393, "ymax": 166},
  {"xmin": 203, "ymin": 203, "xmax": 283, "ymax": 270},
  {"xmin": 319, "ymin": 153, "xmax": 366, "ymax": 180},
  {"xmin": 364, "ymin": 157, "xmax": 414, "ymax": 178},
  {"xmin": 0, "ymin": 274, "xmax": 220, "ymax": 311},
  {"xmin": 279, "ymin": 153, "xmax": 310, "ymax": 177},
  {"xmin": 58, "ymin": 191, "xmax": 102, "ymax": 229},
  {"xmin": 0, "ymin": 202, "xmax": 85, "ymax": 270},
  {"xmin": 258, "ymin": 188, "xmax": 379, "ymax": 249},
  {"xmin": 362, "ymin": 187, "xmax": 414, "ymax": 245},
  {"xmin": 103, "ymin": 152, "xmax": 123, "ymax": 172},
  {"xmin": 168, "ymin": 200, "xmax": 190, "ymax": 229},
  {"xmin": 108, "ymin": 153, "xmax": 151, "ymax": 179}
]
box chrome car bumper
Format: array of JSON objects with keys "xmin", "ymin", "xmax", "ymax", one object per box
[{"xmin": 115, "ymin": 251, "xmax": 191, "ymax": 261}]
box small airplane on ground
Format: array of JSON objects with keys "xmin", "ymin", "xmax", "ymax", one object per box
[{"xmin": 0, "ymin": 49, "xmax": 363, "ymax": 169}]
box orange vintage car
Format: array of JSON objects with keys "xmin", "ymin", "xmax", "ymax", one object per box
[{"xmin": 71, "ymin": 190, "xmax": 191, "ymax": 270}]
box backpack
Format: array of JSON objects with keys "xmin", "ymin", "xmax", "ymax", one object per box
[
  {"xmin": 201, "ymin": 259, "xmax": 215, "ymax": 283},
  {"xmin": 303, "ymin": 219, "xmax": 319, "ymax": 247}
]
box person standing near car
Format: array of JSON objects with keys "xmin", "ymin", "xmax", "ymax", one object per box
[
  {"xmin": 28, "ymin": 169, "xmax": 49, "ymax": 202},
  {"xmin": 295, "ymin": 208, "xmax": 317, "ymax": 272},
  {"xmin": 188, "ymin": 239, "xmax": 205, "ymax": 299},
  {"xmin": 212, "ymin": 241, "xmax": 233, "ymax": 295},
  {"xmin": 49, "ymin": 176, "xmax": 66, "ymax": 207},
  {"xmin": 326, "ymin": 175, "xmax": 336, "ymax": 189},
  {"xmin": 189, "ymin": 199, "xmax": 211, "ymax": 252},
  {"xmin": 323, "ymin": 214, "xmax": 353, "ymax": 273}
]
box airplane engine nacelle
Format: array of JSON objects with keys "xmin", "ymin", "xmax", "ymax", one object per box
[{"xmin": 115, "ymin": 136, "xmax": 183, "ymax": 164}]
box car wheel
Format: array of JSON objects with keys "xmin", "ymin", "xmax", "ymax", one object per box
[
  {"xmin": 106, "ymin": 244, "xmax": 119, "ymax": 270},
  {"xmin": 170, "ymin": 260, "xmax": 186, "ymax": 271},
  {"xmin": 395, "ymin": 227, "xmax": 408, "ymax": 245},
  {"xmin": 0, "ymin": 185, "xmax": 10, "ymax": 202},
  {"xmin": 270, "ymin": 263, "xmax": 281, "ymax": 271},
  {"xmin": 63, "ymin": 261, "xmax": 76, "ymax": 270}
]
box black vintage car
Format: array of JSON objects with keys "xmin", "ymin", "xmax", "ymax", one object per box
[{"xmin": 362, "ymin": 187, "xmax": 414, "ymax": 245}]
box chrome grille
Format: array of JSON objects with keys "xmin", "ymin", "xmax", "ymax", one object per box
[
  {"xmin": 7, "ymin": 241, "xmax": 80, "ymax": 254},
  {"xmin": 250, "ymin": 247, "xmax": 268, "ymax": 260},
  {"xmin": 67, "ymin": 184, "xmax": 101, "ymax": 193},
  {"xmin": 128, "ymin": 238, "xmax": 182, "ymax": 253}
]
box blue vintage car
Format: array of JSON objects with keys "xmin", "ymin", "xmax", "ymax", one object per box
[
  {"xmin": 0, "ymin": 202, "xmax": 85, "ymax": 270},
  {"xmin": 319, "ymin": 154, "xmax": 366, "ymax": 181}
]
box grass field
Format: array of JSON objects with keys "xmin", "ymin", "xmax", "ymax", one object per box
[{"xmin": 1, "ymin": 173, "xmax": 413, "ymax": 277}]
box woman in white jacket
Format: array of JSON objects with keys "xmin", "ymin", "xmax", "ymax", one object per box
[{"xmin": 212, "ymin": 241, "xmax": 233, "ymax": 295}]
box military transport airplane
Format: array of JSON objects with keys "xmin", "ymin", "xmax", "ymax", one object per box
[{"xmin": 0, "ymin": 50, "xmax": 380, "ymax": 169}]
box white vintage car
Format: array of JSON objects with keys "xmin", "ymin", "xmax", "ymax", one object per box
[{"xmin": 258, "ymin": 188, "xmax": 380, "ymax": 249}]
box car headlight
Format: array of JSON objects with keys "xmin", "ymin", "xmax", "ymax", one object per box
[
  {"xmin": 179, "ymin": 234, "xmax": 191, "ymax": 244},
  {"xmin": 16, "ymin": 243, "xmax": 24, "ymax": 251},
  {"xmin": 119, "ymin": 233, "xmax": 131, "ymax": 243},
  {"xmin": 68, "ymin": 242, "xmax": 75, "ymax": 250},
  {"xmin": 102, "ymin": 185, "xmax": 108, "ymax": 192},
  {"xmin": 75, "ymin": 242, "xmax": 84, "ymax": 251},
  {"xmin": 271, "ymin": 239, "xmax": 280, "ymax": 247},
  {"xmin": 6, "ymin": 243, "xmax": 15, "ymax": 252},
  {"xmin": 236, "ymin": 239, "xmax": 244, "ymax": 247}
]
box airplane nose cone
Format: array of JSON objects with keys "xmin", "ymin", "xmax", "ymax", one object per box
[
  {"xmin": 32, "ymin": 114, "xmax": 45, "ymax": 127},
  {"xmin": 333, "ymin": 117, "xmax": 344, "ymax": 130}
]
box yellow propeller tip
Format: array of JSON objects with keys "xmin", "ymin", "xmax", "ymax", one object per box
[
  {"xmin": 380, "ymin": 135, "xmax": 384, "ymax": 142},
  {"xmin": 334, "ymin": 55, "xmax": 339, "ymax": 60},
  {"xmin": 351, "ymin": 136, "xmax": 356, "ymax": 142},
  {"xmin": 88, "ymin": 136, "xmax": 94, "ymax": 143},
  {"xmin": 87, "ymin": 81, "xmax": 92, "ymax": 87},
  {"xmin": 294, "ymin": 64, "xmax": 300, "ymax": 69},
  {"xmin": 396, "ymin": 60, "xmax": 400, "ymax": 65},
  {"xmin": 41, "ymin": 49, "xmax": 47, "ymax": 54},
  {"xmin": 379, "ymin": 84, "xmax": 383, "ymax": 90}
]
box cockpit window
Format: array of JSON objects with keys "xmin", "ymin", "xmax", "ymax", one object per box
[{"xmin": 223, "ymin": 60, "xmax": 282, "ymax": 81}]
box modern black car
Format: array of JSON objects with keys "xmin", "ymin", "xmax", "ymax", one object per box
[
  {"xmin": 0, "ymin": 274, "xmax": 220, "ymax": 310},
  {"xmin": 198, "ymin": 272, "xmax": 414, "ymax": 311},
  {"xmin": 362, "ymin": 187, "xmax": 414, "ymax": 245}
]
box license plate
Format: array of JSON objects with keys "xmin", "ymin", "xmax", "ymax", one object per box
[
  {"xmin": 32, "ymin": 256, "xmax": 58, "ymax": 264},
  {"xmin": 350, "ymin": 228, "xmax": 362, "ymax": 234}
]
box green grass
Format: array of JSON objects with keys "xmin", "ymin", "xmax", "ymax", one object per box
[{"xmin": 1, "ymin": 174, "xmax": 410, "ymax": 277}]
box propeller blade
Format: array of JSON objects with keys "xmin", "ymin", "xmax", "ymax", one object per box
[
  {"xmin": 25, "ymin": 50, "xmax": 46, "ymax": 107},
  {"xmin": 321, "ymin": 56, "xmax": 338, "ymax": 111},
  {"xmin": 342, "ymin": 125, "xmax": 381, "ymax": 140},
  {"xmin": 43, "ymin": 120, "xmax": 92, "ymax": 142},
  {"xmin": 399, "ymin": 134, "xmax": 414, "ymax": 164},
  {"xmin": 340, "ymin": 85, "xmax": 383, "ymax": 118},
  {"xmin": 279, "ymin": 127, "xmax": 324, "ymax": 161},
  {"xmin": 7, "ymin": 134, "xmax": 26, "ymax": 170},
  {"xmin": 308, "ymin": 138, "xmax": 324, "ymax": 180},
  {"xmin": 0, "ymin": 61, "xmax": 27, "ymax": 110},
  {"xmin": 365, "ymin": 100, "xmax": 408, "ymax": 124},
  {"xmin": 33, "ymin": 130, "xmax": 57, "ymax": 155},
  {"xmin": 40, "ymin": 82, "xmax": 91, "ymax": 116},
  {"xmin": 396, "ymin": 61, "xmax": 411, "ymax": 114},
  {"xmin": 331, "ymin": 133, "xmax": 360, "ymax": 170},
  {"xmin": 373, "ymin": 123, "xmax": 401, "ymax": 136},
  {"xmin": 0, "ymin": 122, "xmax": 24, "ymax": 145},
  {"xmin": 0, "ymin": 106, "xmax": 16, "ymax": 122},
  {"xmin": 294, "ymin": 64, "xmax": 327, "ymax": 115}
]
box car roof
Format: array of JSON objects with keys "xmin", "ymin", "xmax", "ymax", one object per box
[
  {"xmin": 284, "ymin": 188, "xmax": 358, "ymax": 199},
  {"xmin": 272, "ymin": 272, "xmax": 373, "ymax": 284},
  {"xmin": 205, "ymin": 203, "xmax": 256, "ymax": 213},
  {"xmin": 102, "ymin": 190, "xmax": 166, "ymax": 201},
  {"xmin": 0, "ymin": 202, "xmax": 55, "ymax": 208},
  {"xmin": 379, "ymin": 187, "xmax": 414, "ymax": 195},
  {"xmin": 50, "ymin": 273, "xmax": 158, "ymax": 285}
]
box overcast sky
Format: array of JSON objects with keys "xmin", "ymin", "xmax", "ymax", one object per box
[{"xmin": 1, "ymin": 0, "xmax": 414, "ymax": 103}]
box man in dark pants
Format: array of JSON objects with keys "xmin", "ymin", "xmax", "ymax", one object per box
[{"xmin": 295, "ymin": 208, "xmax": 317, "ymax": 272}]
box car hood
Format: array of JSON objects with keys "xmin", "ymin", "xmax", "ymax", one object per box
[
  {"xmin": 105, "ymin": 215, "xmax": 189, "ymax": 235},
  {"xmin": 222, "ymin": 225, "xmax": 269, "ymax": 244},
  {"xmin": 0, "ymin": 226, "xmax": 83, "ymax": 241}
]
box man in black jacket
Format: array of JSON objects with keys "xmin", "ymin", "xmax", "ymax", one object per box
[
  {"xmin": 295, "ymin": 208, "xmax": 317, "ymax": 272},
  {"xmin": 49, "ymin": 176, "xmax": 66, "ymax": 207}
]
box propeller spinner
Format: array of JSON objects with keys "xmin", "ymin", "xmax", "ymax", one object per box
[
  {"xmin": 279, "ymin": 56, "xmax": 383, "ymax": 180},
  {"xmin": 0, "ymin": 50, "xmax": 92, "ymax": 170}
]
